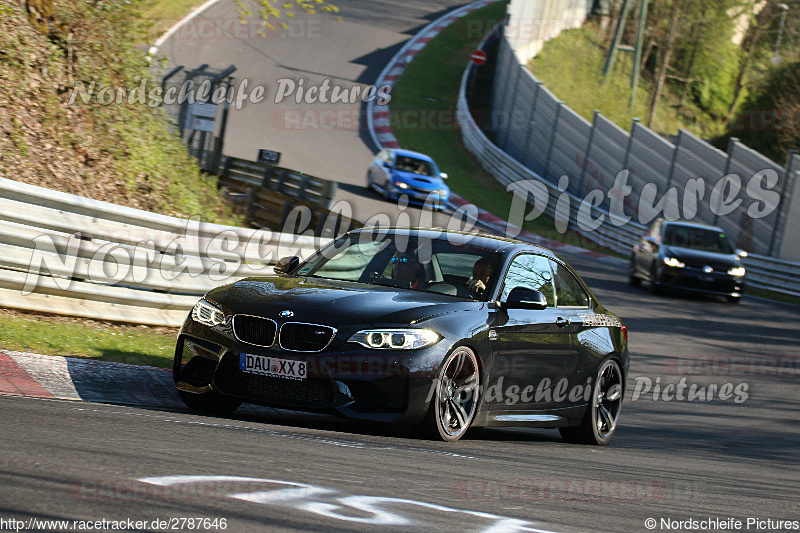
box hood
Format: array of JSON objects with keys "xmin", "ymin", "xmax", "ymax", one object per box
[
  {"xmin": 392, "ymin": 170, "xmax": 444, "ymax": 189},
  {"xmin": 662, "ymin": 245, "xmax": 739, "ymax": 269},
  {"xmin": 206, "ymin": 276, "xmax": 477, "ymax": 327}
]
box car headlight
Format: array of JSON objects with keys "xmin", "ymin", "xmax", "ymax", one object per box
[
  {"xmin": 191, "ymin": 298, "xmax": 225, "ymax": 327},
  {"xmin": 727, "ymin": 266, "xmax": 746, "ymax": 277},
  {"xmin": 438, "ymin": 189, "xmax": 448, "ymax": 196},
  {"xmin": 349, "ymin": 329, "xmax": 441, "ymax": 350},
  {"xmin": 396, "ymin": 182, "xmax": 410, "ymax": 189},
  {"xmin": 663, "ymin": 257, "xmax": 685, "ymax": 268}
]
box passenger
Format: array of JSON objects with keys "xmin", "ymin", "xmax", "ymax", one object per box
[{"xmin": 468, "ymin": 257, "xmax": 493, "ymax": 297}]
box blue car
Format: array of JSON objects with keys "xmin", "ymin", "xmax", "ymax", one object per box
[{"xmin": 366, "ymin": 148, "xmax": 450, "ymax": 210}]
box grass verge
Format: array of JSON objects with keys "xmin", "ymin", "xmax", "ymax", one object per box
[
  {"xmin": 0, "ymin": 310, "xmax": 178, "ymax": 369},
  {"xmin": 744, "ymin": 286, "xmax": 800, "ymax": 306},
  {"xmin": 144, "ymin": 0, "xmax": 211, "ymax": 24}
]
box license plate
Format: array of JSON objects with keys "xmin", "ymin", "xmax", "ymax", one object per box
[{"xmin": 240, "ymin": 354, "xmax": 306, "ymax": 381}]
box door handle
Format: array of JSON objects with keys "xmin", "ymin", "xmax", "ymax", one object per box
[{"xmin": 556, "ymin": 317, "xmax": 571, "ymax": 328}]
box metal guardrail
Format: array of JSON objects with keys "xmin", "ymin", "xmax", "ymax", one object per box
[
  {"xmin": 220, "ymin": 157, "xmax": 338, "ymax": 209},
  {"xmin": 217, "ymin": 157, "xmax": 359, "ymax": 237},
  {"xmin": 741, "ymin": 254, "xmax": 800, "ymax": 298},
  {"xmin": 0, "ymin": 177, "xmax": 330, "ymax": 326}
]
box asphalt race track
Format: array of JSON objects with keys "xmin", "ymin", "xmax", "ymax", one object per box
[{"xmin": 1, "ymin": 2, "xmax": 799, "ymax": 532}]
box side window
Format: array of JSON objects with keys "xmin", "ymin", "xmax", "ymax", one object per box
[
  {"xmin": 551, "ymin": 260, "xmax": 590, "ymax": 308},
  {"xmin": 501, "ymin": 254, "xmax": 555, "ymax": 306}
]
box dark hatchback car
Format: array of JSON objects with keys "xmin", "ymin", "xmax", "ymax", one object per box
[
  {"xmin": 629, "ymin": 219, "xmax": 746, "ymax": 302},
  {"xmin": 174, "ymin": 228, "xmax": 628, "ymax": 444}
]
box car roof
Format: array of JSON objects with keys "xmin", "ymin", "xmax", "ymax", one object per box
[
  {"xmin": 391, "ymin": 148, "xmax": 435, "ymax": 162},
  {"xmin": 347, "ymin": 227, "xmax": 558, "ymax": 258}
]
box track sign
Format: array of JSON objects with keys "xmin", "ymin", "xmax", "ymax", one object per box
[
  {"xmin": 185, "ymin": 102, "xmax": 217, "ymax": 132},
  {"xmin": 471, "ymin": 50, "xmax": 487, "ymax": 65}
]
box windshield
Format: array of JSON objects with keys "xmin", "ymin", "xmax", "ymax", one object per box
[
  {"xmin": 663, "ymin": 226, "xmax": 734, "ymax": 254},
  {"xmin": 394, "ymin": 156, "xmax": 436, "ymax": 177},
  {"xmin": 296, "ymin": 233, "xmax": 500, "ymax": 300}
]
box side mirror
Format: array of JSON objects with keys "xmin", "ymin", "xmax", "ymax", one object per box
[
  {"xmin": 274, "ymin": 256, "xmax": 300, "ymax": 275},
  {"xmin": 644, "ymin": 236, "xmax": 659, "ymax": 248},
  {"xmin": 440, "ymin": 172, "xmax": 448, "ymax": 179},
  {"xmin": 735, "ymin": 249, "xmax": 748, "ymax": 258},
  {"xmin": 383, "ymin": 161, "xmax": 392, "ymax": 169},
  {"xmin": 503, "ymin": 287, "xmax": 547, "ymax": 310}
]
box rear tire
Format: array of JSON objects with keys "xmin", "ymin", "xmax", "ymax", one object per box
[
  {"xmin": 419, "ymin": 346, "xmax": 480, "ymax": 442},
  {"xmin": 560, "ymin": 358, "xmax": 623, "ymax": 445},
  {"xmin": 179, "ymin": 389, "xmax": 242, "ymax": 415}
]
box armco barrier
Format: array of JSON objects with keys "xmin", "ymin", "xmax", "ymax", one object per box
[
  {"xmin": 217, "ymin": 157, "xmax": 360, "ymax": 237},
  {"xmin": 741, "ymin": 254, "xmax": 800, "ymax": 298},
  {"xmin": 0, "ymin": 177, "xmax": 329, "ymax": 326}
]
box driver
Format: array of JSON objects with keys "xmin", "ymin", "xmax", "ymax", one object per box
[
  {"xmin": 468, "ymin": 257, "xmax": 493, "ymax": 297},
  {"xmin": 391, "ymin": 251, "xmax": 425, "ymax": 289}
]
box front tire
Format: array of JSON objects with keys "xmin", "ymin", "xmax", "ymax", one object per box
[
  {"xmin": 179, "ymin": 389, "xmax": 242, "ymax": 415},
  {"xmin": 560, "ymin": 358, "xmax": 623, "ymax": 445},
  {"xmin": 420, "ymin": 346, "xmax": 480, "ymax": 442}
]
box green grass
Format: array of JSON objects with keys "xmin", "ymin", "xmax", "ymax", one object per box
[
  {"xmin": 143, "ymin": 0, "xmax": 211, "ymax": 28},
  {"xmin": 528, "ymin": 26, "xmax": 726, "ymax": 139},
  {"xmin": 744, "ymin": 286, "xmax": 800, "ymax": 306},
  {"xmin": 0, "ymin": 312, "xmax": 177, "ymax": 368}
]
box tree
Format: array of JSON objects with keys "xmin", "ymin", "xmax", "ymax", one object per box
[
  {"xmin": 727, "ymin": 0, "xmax": 800, "ymax": 120},
  {"xmin": 725, "ymin": 60, "xmax": 800, "ymax": 162},
  {"xmin": 673, "ymin": 0, "xmax": 748, "ymax": 118},
  {"xmin": 646, "ymin": 0, "xmax": 684, "ymax": 127}
]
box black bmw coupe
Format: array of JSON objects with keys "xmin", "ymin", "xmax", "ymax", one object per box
[{"xmin": 174, "ymin": 228, "xmax": 628, "ymax": 444}]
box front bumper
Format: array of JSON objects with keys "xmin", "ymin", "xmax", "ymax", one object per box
[
  {"xmin": 174, "ymin": 319, "xmax": 445, "ymax": 425},
  {"xmin": 655, "ymin": 265, "xmax": 744, "ymax": 297},
  {"xmin": 391, "ymin": 184, "xmax": 449, "ymax": 210}
]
